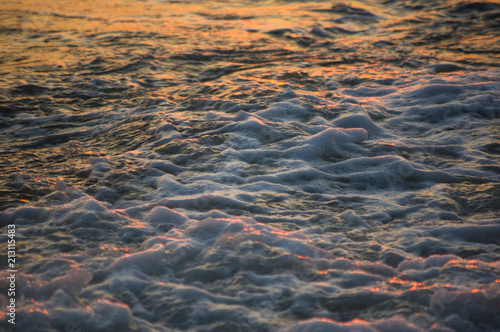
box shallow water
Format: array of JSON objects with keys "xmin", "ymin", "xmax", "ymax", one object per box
[{"xmin": 0, "ymin": 0, "xmax": 500, "ymax": 331}]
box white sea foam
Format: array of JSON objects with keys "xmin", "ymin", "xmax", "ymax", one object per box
[{"xmin": 1, "ymin": 0, "xmax": 499, "ymax": 331}]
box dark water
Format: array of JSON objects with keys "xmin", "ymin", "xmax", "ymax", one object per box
[{"xmin": 1, "ymin": 0, "xmax": 500, "ymax": 331}]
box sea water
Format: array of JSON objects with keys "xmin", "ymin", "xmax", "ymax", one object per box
[{"xmin": 0, "ymin": 0, "xmax": 499, "ymax": 331}]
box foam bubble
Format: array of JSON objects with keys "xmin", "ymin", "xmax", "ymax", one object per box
[{"xmin": 285, "ymin": 317, "xmax": 422, "ymax": 332}]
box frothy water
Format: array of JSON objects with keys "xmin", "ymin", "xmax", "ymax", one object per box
[{"xmin": 1, "ymin": 0, "xmax": 499, "ymax": 331}]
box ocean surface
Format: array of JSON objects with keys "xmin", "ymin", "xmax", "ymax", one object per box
[{"xmin": 1, "ymin": 0, "xmax": 500, "ymax": 331}]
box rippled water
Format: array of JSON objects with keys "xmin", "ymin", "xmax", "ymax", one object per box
[{"xmin": 1, "ymin": 0, "xmax": 500, "ymax": 331}]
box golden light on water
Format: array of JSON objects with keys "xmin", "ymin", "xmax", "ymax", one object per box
[{"xmin": 1, "ymin": 0, "xmax": 499, "ymax": 330}]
